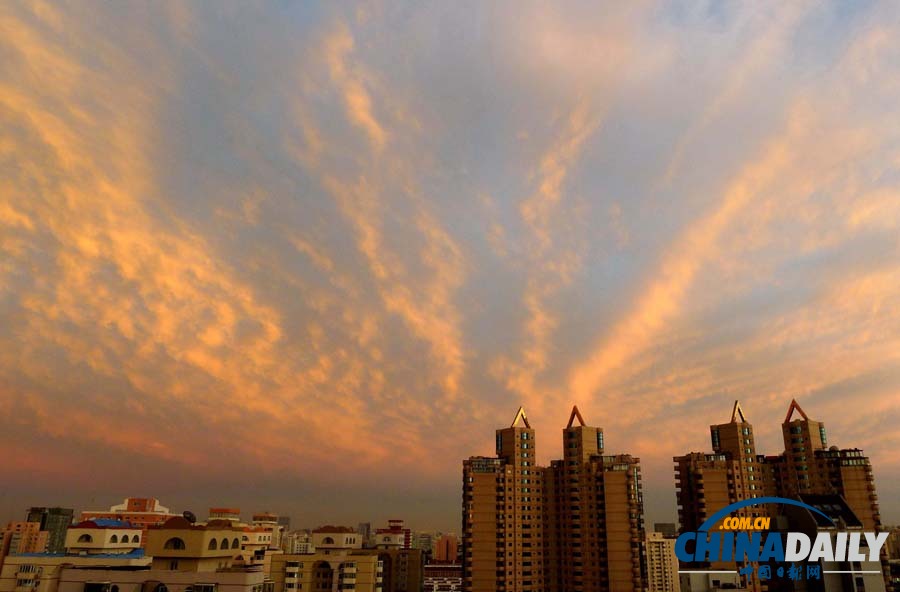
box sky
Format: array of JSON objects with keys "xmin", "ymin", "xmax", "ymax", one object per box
[{"xmin": 1, "ymin": 1, "xmax": 899, "ymax": 534}]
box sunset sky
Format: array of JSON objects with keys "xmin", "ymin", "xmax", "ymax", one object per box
[{"xmin": 2, "ymin": 1, "xmax": 899, "ymax": 533}]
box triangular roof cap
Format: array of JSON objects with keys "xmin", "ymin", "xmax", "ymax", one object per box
[
  {"xmin": 511, "ymin": 406, "xmax": 531, "ymax": 428},
  {"xmin": 730, "ymin": 400, "xmax": 748, "ymax": 423},
  {"xmin": 566, "ymin": 405, "xmax": 586, "ymax": 428},
  {"xmin": 784, "ymin": 399, "xmax": 809, "ymax": 423}
]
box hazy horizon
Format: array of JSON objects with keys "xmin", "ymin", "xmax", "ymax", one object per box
[{"xmin": 2, "ymin": 1, "xmax": 899, "ymax": 535}]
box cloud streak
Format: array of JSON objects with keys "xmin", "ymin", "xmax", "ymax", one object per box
[{"xmin": 1, "ymin": 0, "xmax": 899, "ymax": 531}]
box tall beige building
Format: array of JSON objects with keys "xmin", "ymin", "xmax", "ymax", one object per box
[
  {"xmin": 645, "ymin": 532, "xmax": 680, "ymax": 592},
  {"xmin": 462, "ymin": 406, "xmax": 645, "ymax": 592},
  {"xmin": 675, "ymin": 400, "xmax": 881, "ymax": 535},
  {"xmin": 674, "ymin": 400, "xmax": 884, "ymax": 590},
  {"xmin": 675, "ymin": 401, "xmax": 771, "ymax": 536},
  {"xmin": 463, "ymin": 407, "xmax": 545, "ymax": 592}
]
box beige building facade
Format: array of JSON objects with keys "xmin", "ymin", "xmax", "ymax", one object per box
[{"xmin": 463, "ymin": 406, "xmax": 645, "ymax": 592}]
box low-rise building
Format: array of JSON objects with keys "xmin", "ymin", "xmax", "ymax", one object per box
[
  {"xmin": 250, "ymin": 516, "xmax": 281, "ymax": 551},
  {"xmin": 423, "ymin": 564, "xmax": 461, "ymax": 592},
  {"xmin": 432, "ymin": 535, "xmax": 457, "ymax": 565},
  {"xmin": 81, "ymin": 500, "xmax": 178, "ymax": 533},
  {"xmin": 679, "ymin": 572, "xmax": 747, "ymax": 592},
  {"xmin": 0, "ymin": 519, "xmax": 151, "ymax": 592},
  {"xmin": 56, "ymin": 516, "xmax": 273, "ymax": 592},
  {"xmin": 279, "ymin": 533, "xmax": 312, "ymax": 556},
  {"xmin": 271, "ymin": 553, "xmax": 382, "ymax": 592},
  {"xmin": 66, "ymin": 521, "xmax": 143, "ymax": 556},
  {"xmin": 374, "ymin": 521, "xmax": 410, "ymax": 551}
]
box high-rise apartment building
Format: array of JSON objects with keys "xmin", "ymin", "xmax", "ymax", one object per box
[
  {"xmin": 645, "ymin": 532, "xmax": 680, "ymax": 592},
  {"xmin": 25, "ymin": 508, "xmax": 73, "ymax": 555},
  {"xmin": 462, "ymin": 406, "xmax": 645, "ymax": 592},
  {"xmin": 544, "ymin": 407, "xmax": 644, "ymax": 591},
  {"xmin": 675, "ymin": 400, "xmax": 881, "ymax": 537},
  {"xmin": 675, "ymin": 402, "xmax": 770, "ymax": 536},
  {"xmin": 777, "ymin": 400, "xmax": 881, "ymax": 530},
  {"xmin": 463, "ymin": 407, "xmax": 545, "ymax": 592}
]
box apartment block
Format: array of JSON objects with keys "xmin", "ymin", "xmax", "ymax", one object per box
[
  {"xmin": 462, "ymin": 406, "xmax": 645, "ymax": 592},
  {"xmin": 544, "ymin": 407, "xmax": 644, "ymax": 591},
  {"xmin": 25, "ymin": 509, "xmax": 73, "ymax": 555},
  {"xmin": 463, "ymin": 407, "xmax": 545, "ymax": 592},
  {"xmin": 675, "ymin": 400, "xmax": 881, "ymax": 536},
  {"xmin": 271, "ymin": 553, "xmax": 382, "ymax": 592},
  {"xmin": 674, "ymin": 399, "xmax": 885, "ymax": 590},
  {"xmin": 271, "ymin": 524, "xmax": 422, "ymax": 592},
  {"xmin": 645, "ymin": 532, "xmax": 680, "ymax": 592},
  {"xmin": 1, "ymin": 522, "xmax": 48, "ymax": 557}
]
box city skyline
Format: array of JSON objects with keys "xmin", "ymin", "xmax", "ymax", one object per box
[
  {"xmin": 3, "ymin": 1, "xmax": 900, "ymax": 535},
  {"xmin": 0, "ymin": 399, "xmax": 893, "ymax": 535}
]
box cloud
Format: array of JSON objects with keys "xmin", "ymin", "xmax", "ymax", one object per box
[{"xmin": 1, "ymin": 0, "xmax": 899, "ymax": 531}]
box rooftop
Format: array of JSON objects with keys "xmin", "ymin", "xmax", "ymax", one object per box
[{"xmin": 73, "ymin": 519, "xmax": 140, "ymax": 529}]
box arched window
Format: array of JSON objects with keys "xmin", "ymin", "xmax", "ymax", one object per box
[
  {"xmin": 77, "ymin": 534, "xmax": 93, "ymax": 543},
  {"xmin": 322, "ymin": 537, "xmax": 335, "ymax": 545},
  {"xmin": 111, "ymin": 535, "xmax": 119, "ymax": 543},
  {"xmin": 232, "ymin": 538, "xmax": 240, "ymax": 549},
  {"xmin": 132, "ymin": 535, "xmax": 141, "ymax": 543},
  {"xmin": 221, "ymin": 538, "xmax": 229, "ymax": 550},
  {"xmin": 208, "ymin": 539, "xmax": 218, "ymax": 550},
  {"xmin": 164, "ymin": 537, "xmax": 186, "ymax": 550}
]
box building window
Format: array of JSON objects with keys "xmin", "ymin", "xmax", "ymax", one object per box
[{"xmin": 164, "ymin": 537, "xmax": 186, "ymax": 550}]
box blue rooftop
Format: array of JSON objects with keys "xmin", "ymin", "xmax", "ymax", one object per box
[{"xmin": 86, "ymin": 519, "xmax": 136, "ymax": 528}]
